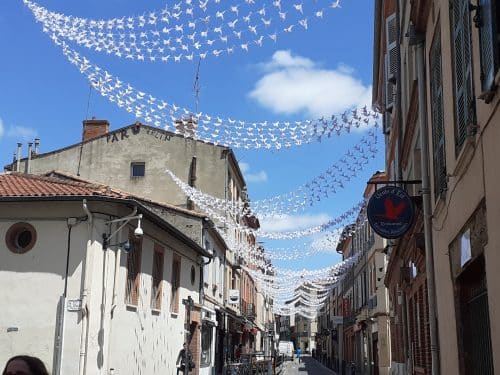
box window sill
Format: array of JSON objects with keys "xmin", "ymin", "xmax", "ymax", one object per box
[
  {"xmin": 170, "ymin": 312, "xmax": 179, "ymax": 318},
  {"xmin": 125, "ymin": 304, "xmax": 138, "ymax": 311},
  {"xmin": 151, "ymin": 308, "xmax": 161, "ymax": 315},
  {"xmin": 452, "ymin": 136, "xmax": 476, "ymax": 180}
]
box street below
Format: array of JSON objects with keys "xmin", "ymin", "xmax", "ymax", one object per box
[{"xmin": 281, "ymin": 355, "xmax": 337, "ymax": 375}]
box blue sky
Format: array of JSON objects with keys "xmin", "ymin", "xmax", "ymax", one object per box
[{"xmin": 0, "ymin": 0, "xmax": 382, "ymax": 272}]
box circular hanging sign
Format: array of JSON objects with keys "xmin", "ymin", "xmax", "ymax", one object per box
[{"xmin": 367, "ymin": 186, "xmax": 415, "ymax": 239}]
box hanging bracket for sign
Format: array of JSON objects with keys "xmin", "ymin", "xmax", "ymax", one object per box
[{"xmin": 366, "ymin": 179, "xmax": 422, "ymax": 190}]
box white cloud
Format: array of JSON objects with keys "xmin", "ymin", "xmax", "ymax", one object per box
[
  {"xmin": 0, "ymin": 118, "xmax": 4, "ymax": 139},
  {"xmin": 260, "ymin": 213, "xmax": 331, "ymax": 233},
  {"xmin": 6, "ymin": 125, "xmax": 37, "ymax": 141},
  {"xmin": 239, "ymin": 161, "xmax": 268, "ymax": 183},
  {"xmin": 249, "ymin": 50, "xmax": 372, "ymax": 117}
]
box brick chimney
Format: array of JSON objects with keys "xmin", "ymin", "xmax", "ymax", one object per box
[
  {"xmin": 82, "ymin": 117, "xmax": 109, "ymax": 141},
  {"xmin": 175, "ymin": 116, "xmax": 197, "ymax": 138}
]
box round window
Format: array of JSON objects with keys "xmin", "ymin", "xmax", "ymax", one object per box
[
  {"xmin": 191, "ymin": 265, "xmax": 196, "ymax": 285},
  {"xmin": 6, "ymin": 222, "xmax": 37, "ymax": 254}
]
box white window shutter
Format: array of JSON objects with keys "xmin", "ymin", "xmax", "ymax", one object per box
[
  {"xmin": 385, "ymin": 53, "xmax": 395, "ymax": 111},
  {"xmin": 386, "ymin": 13, "xmax": 398, "ymax": 81}
]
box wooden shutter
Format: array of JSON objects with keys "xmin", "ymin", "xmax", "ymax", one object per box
[
  {"xmin": 126, "ymin": 235, "xmax": 142, "ymax": 306},
  {"xmin": 478, "ymin": 0, "xmax": 498, "ymax": 93},
  {"xmin": 385, "ymin": 13, "xmax": 397, "ymax": 111},
  {"xmin": 151, "ymin": 244, "xmax": 164, "ymax": 310},
  {"xmin": 430, "ymin": 25, "xmax": 447, "ymax": 199},
  {"xmin": 171, "ymin": 253, "xmax": 181, "ymax": 313},
  {"xmin": 452, "ymin": 0, "xmax": 476, "ymax": 151}
]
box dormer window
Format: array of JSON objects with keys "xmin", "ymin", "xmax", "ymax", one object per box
[{"xmin": 131, "ymin": 162, "xmax": 145, "ymax": 178}]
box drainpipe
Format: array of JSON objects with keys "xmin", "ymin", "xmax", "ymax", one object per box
[
  {"xmin": 80, "ymin": 199, "xmax": 94, "ymax": 375},
  {"xmin": 107, "ymin": 206, "xmax": 137, "ymax": 373},
  {"xmin": 16, "ymin": 143, "xmax": 22, "ymax": 172},
  {"xmin": 393, "ymin": 3, "xmax": 414, "ymax": 370},
  {"xmin": 26, "ymin": 142, "xmax": 33, "ymax": 174},
  {"xmin": 414, "ymin": 35, "xmax": 440, "ymax": 375}
]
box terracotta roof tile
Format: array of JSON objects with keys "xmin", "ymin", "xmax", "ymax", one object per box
[{"xmin": 0, "ymin": 172, "xmax": 127, "ymax": 198}]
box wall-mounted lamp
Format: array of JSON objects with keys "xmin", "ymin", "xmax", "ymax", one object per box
[{"xmin": 102, "ymin": 209, "xmax": 143, "ymax": 251}]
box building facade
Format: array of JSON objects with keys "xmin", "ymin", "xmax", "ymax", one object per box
[
  {"xmin": 0, "ymin": 173, "xmax": 211, "ymax": 374},
  {"xmin": 373, "ymin": 0, "xmax": 500, "ymax": 374},
  {"xmin": 6, "ymin": 120, "xmax": 275, "ymax": 373}
]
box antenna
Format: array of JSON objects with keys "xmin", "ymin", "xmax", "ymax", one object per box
[
  {"xmin": 193, "ymin": 58, "xmax": 201, "ymax": 113},
  {"xmin": 85, "ymin": 85, "xmax": 92, "ymax": 120}
]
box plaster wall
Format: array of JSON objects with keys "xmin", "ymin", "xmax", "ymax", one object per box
[
  {"xmin": 421, "ymin": 2, "xmax": 500, "ymax": 373},
  {"xmin": 0, "ymin": 201, "xmax": 202, "ymax": 375},
  {"xmin": 22, "ymin": 126, "xmax": 230, "ymax": 205}
]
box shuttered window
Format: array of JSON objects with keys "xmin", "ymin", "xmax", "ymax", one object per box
[
  {"xmin": 151, "ymin": 243, "xmax": 164, "ymax": 310},
  {"xmin": 477, "ymin": 0, "xmax": 499, "ymax": 97},
  {"xmin": 125, "ymin": 234, "xmax": 142, "ymax": 306},
  {"xmin": 170, "ymin": 253, "xmax": 181, "ymax": 313},
  {"xmin": 430, "ymin": 25, "xmax": 447, "ymax": 199},
  {"xmin": 451, "ymin": 0, "xmax": 476, "ymax": 152},
  {"xmin": 385, "ymin": 13, "xmax": 397, "ymax": 111}
]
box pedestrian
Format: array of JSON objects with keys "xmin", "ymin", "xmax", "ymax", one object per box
[
  {"xmin": 296, "ymin": 347, "xmax": 302, "ymax": 363},
  {"xmin": 3, "ymin": 355, "xmax": 49, "ymax": 375},
  {"xmin": 176, "ymin": 343, "xmax": 194, "ymax": 375}
]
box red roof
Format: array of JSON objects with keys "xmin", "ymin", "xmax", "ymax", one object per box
[{"xmin": 0, "ymin": 172, "xmax": 127, "ymax": 198}]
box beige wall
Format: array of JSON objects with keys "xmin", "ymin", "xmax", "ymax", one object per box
[
  {"xmin": 0, "ymin": 200, "xmax": 201, "ymax": 374},
  {"xmin": 20, "ymin": 126, "xmax": 231, "ymax": 205},
  {"xmin": 385, "ymin": 1, "xmax": 500, "ymax": 373}
]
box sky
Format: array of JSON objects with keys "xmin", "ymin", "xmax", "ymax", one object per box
[{"xmin": 0, "ymin": 0, "xmax": 382, "ymax": 273}]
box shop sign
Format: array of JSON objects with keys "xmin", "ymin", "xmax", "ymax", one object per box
[
  {"xmin": 228, "ymin": 289, "xmax": 240, "ymax": 305},
  {"xmin": 367, "ymin": 185, "xmax": 415, "ymax": 239}
]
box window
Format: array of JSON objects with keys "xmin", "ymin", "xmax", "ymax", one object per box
[
  {"xmin": 190, "ymin": 265, "xmax": 196, "ymax": 286},
  {"xmin": 200, "ymin": 323, "xmax": 213, "ymax": 367},
  {"xmin": 170, "ymin": 253, "xmax": 181, "ymax": 313},
  {"xmin": 130, "ymin": 162, "xmax": 145, "ymax": 178},
  {"xmin": 151, "ymin": 244, "xmax": 164, "ymax": 310},
  {"xmin": 125, "ymin": 234, "xmax": 142, "ymax": 306},
  {"xmin": 476, "ymin": 0, "xmax": 500, "ymax": 99},
  {"xmin": 429, "ymin": 24, "xmax": 447, "ymax": 199},
  {"xmin": 5, "ymin": 222, "xmax": 37, "ymax": 254},
  {"xmin": 451, "ymin": 0, "xmax": 476, "ymax": 152},
  {"xmin": 203, "ymin": 240, "xmax": 210, "ymax": 286}
]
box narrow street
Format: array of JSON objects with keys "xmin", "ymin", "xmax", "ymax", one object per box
[{"xmin": 281, "ymin": 355, "xmax": 337, "ymax": 375}]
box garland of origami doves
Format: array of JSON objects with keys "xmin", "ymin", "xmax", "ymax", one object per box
[{"xmin": 25, "ymin": 0, "xmax": 342, "ymax": 62}]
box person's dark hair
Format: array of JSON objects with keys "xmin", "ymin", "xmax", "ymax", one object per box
[{"xmin": 2, "ymin": 355, "xmax": 49, "ymax": 375}]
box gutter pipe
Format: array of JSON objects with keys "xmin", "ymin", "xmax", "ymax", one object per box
[
  {"xmin": 415, "ymin": 35, "xmax": 440, "ymax": 375},
  {"xmin": 79, "ymin": 199, "xmax": 94, "ymax": 375}
]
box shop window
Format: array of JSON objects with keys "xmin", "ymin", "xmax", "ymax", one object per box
[{"xmin": 200, "ymin": 323, "xmax": 213, "ymax": 367}]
